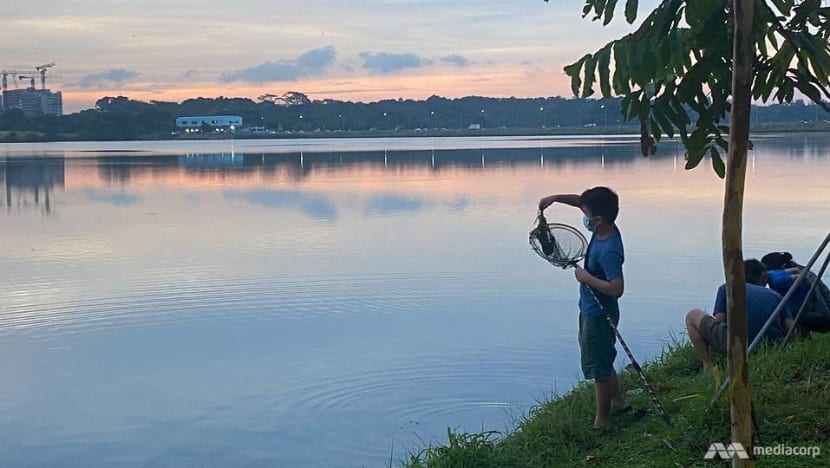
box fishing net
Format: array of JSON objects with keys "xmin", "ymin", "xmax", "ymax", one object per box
[{"xmin": 529, "ymin": 211, "xmax": 588, "ymax": 268}]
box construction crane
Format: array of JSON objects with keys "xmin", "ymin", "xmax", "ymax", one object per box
[
  {"xmin": 36, "ymin": 63, "xmax": 55, "ymax": 90},
  {"xmin": 1, "ymin": 69, "xmax": 36, "ymax": 91},
  {"xmin": 18, "ymin": 75, "xmax": 37, "ymax": 90},
  {"xmin": 1, "ymin": 64, "xmax": 59, "ymax": 92}
]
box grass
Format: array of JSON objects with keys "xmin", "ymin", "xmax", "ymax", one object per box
[{"xmin": 402, "ymin": 334, "xmax": 830, "ymax": 467}]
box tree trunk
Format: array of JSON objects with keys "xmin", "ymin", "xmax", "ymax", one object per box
[{"xmin": 725, "ymin": 0, "xmax": 755, "ymax": 466}]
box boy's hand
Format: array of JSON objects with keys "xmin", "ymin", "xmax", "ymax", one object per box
[{"xmin": 574, "ymin": 266, "xmax": 593, "ymax": 284}]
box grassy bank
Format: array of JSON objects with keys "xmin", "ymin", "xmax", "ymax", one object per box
[{"xmin": 403, "ymin": 335, "xmax": 830, "ymax": 467}]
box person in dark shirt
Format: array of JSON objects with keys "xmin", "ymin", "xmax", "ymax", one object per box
[
  {"xmin": 762, "ymin": 251, "xmax": 830, "ymax": 334},
  {"xmin": 685, "ymin": 259, "xmax": 794, "ymax": 371},
  {"xmin": 539, "ymin": 186, "xmax": 627, "ymax": 429}
]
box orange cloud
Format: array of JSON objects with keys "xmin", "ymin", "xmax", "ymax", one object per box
[{"xmin": 61, "ymin": 64, "xmax": 574, "ymax": 112}]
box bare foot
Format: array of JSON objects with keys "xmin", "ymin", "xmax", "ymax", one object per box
[
  {"xmin": 591, "ymin": 421, "xmax": 611, "ymax": 431},
  {"xmin": 592, "ymin": 420, "xmax": 611, "ymax": 430}
]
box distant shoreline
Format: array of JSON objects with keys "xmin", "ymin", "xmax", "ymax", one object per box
[{"xmin": 0, "ymin": 122, "xmax": 827, "ymax": 144}]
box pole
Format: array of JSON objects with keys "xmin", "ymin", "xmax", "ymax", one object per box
[
  {"xmin": 784, "ymin": 252, "xmax": 830, "ymax": 343},
  {"xmin": 586, "ymin": 287, "xmax": 671, "ymax": 427}
]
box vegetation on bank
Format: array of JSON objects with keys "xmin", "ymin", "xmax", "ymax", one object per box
[
  {"xmin": 1, "ymin": 121, "xmax": 828, "ymax": 144},
  {"xmin": 403, "ymin": 335, "xmax": 830, "ymax": 467},
  {"xmin": 0, "ymin": 93, "xmax": 828, "ymax": 142}
]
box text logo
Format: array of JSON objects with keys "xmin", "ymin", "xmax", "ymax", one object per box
[{"xmin": 704, "ymin": 443, "xmax": 751, "ymax": 460}]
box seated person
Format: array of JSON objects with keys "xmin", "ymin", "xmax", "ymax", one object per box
[
  {"xmin": 685, "ymin": 259, "xmax": 794, "ymax": 370},
  {"xmin": 762, "ymin": 251, "xmax": 830, "ymax": 333}
]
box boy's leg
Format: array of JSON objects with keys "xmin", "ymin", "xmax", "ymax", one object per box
[
  {"xmin": 685, "ymin": 308, "xmax": 713, "ymax": 370},
  {"xmin": 594, "ymin": 377, "xmax": 614, "ymax": 428},
  {"xmin": 580, "ymin": 311, "xmax": 621, "ymax": 428},
  {"xmin": 594, "ymin": 371, "xmax": 628, "ymax": 427},
  {"xmin": 609, "ymin": 371, "xmax": 627, "ymax": 410}
]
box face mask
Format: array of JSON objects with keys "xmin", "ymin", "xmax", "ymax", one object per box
[{"xmin": 583, "ymin": 215, "xmax": 595, "ymax": 232}]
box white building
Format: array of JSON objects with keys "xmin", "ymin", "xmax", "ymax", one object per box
[{"xmin": 175, "ymin": 115, "xmax": 243, "ymax": 129}]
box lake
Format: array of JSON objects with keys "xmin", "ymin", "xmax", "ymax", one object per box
[{"xmin": 1, "ymin": 135, "xmax": 828, "ymax": 467}]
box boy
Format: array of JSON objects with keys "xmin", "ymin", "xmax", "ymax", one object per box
[
  {"xmin": 685, "ymin": 259, "xmax": 794, "ymax": 371},
  {"xmin": 761, "ymin": 251, "xmax": 830, "ymax": 334},
  {"xmin": 538, "ymin": 186, "xmax": 627, "ymax": 429}
]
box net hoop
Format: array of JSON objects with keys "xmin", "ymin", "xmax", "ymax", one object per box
[{"xmin": 529, "ymin": 217, "xmax": 588, "ymax": 269}]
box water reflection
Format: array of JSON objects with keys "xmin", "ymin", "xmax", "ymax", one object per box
[
  {"xmin": 2, "ymin": 135, "xmax": 829, "ymax": 221},
  {"xmin": 1, "ymin": 157, "xmax": 64, "ymax": 215},
  {"xmin": 1, "ymin": 140, "xmax": 664, "ymax": 218},
  {"xmin": 364, "ymin": 194, "xmax": 426, "ymax": 216},
  {"xmin": 82, "ymin": 189, "xmax": 144, "ymax": 207},
  {"xmin": 224, "ymin": 189, "xmax": 339, "ymax": 221},
  {"xmin": 84, "ymin": 143, "xmax": 651, "ymax": 182}
]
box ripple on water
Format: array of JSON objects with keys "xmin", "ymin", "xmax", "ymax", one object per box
[
  {"xmin": 0, "ymin": 272, "xmax": 529, "ymax": 341},
  {"xmin": 284, "ymin": 344, "xmax": 559, "ymax": 420}
]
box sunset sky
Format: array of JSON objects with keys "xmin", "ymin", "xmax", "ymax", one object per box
[{"xmin": 1, "ymin": 0, "xmax": 651, "ymax": 112}]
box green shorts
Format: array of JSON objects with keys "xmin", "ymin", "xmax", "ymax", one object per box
[
  {"xmin": 578, "ymin": 310, "xmax": 619, "ymax": 380},
  {"xmin": 699, "ymin": 315, "xmax": 728, "ymax": 354}
]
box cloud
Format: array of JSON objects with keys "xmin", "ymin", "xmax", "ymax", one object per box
[
  {"xmin": 360, "ymin": 52, "xmax": 431, "ymax": 74},
  {"xmin": 78, "ymin": 68, "xmax": 139, "ymax": 89},
  {"xmin": 182, "ymin": 69, "xmax": 201, "ymax": 78},
  {"xmin": 220, "ymin": 45, "xmax": 336, "ymax": 83},
  {"xmin": 441, "ymin": 54, "xmax": 469, "ymax": 67}
]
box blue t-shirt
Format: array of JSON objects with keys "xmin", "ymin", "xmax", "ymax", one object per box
[
  {"xmin": 713, "ymin": 283, "xmax": 792, "ymax": 343},
  {"xmin": 579, "ymin": 229, "xmax": 624, "ymax": 318},
  {"xmin": 768, "ymin": 269, "xmax": 805, "ymax": 317}
]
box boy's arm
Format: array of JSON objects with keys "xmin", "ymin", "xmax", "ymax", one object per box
[
  {"xmin": 781, "ymin": 297, "xmax": 795, "ymax": 332},
  {"xmin": 713, "ymin": 286, "xmax": 727, "ymax": 322},
  {"xmin": 574, "ymin": 251, "xmax": 624, "ymax": 298},
  {"xmin": 578, "ymin": 270, "xmax": 624, "ymax": 298},
  {"xmin": 539, "ymin": 194, "xmax": 581, "ymax": 211}
]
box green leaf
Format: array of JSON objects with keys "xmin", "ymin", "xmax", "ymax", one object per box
[
  {"xmin": 582, "ymin": 2, "xmax": 594, "ymax": 18},
  {"xmin": 711, "ymin": 146, "xmax": 725, "ymax": 179},
  {"xmin": 597, "ymin": 46, "xmax": 613, "ymax": 97},
  {"xmin": 582, "ymin": 55, "xmax": 598, "ymax": 97},
  {"xmin": 684, "ymin": 128, "xmax": 708, "ymax": 169},
  {"xmin": 604, "ymin": 0, "xmax": 619, "ymax": 25},
  {"xmin": 592, "ymin": 0, "xmax": 608, "ymax": 22},
  {"xmin": 613, "ymin": 40, "xmax": 631, "ymax": 95},
  {"xmin": 770, "ymin": 0, "xmax": 793, "ymax": 17},
  {"xmin": 625, "ymin": 0, "xmax": 638, "ymax": 23},
  {"xmin": 563, "ymin": 55, "xmax": 589, "ymax": 97},
  {"xmin": 685, "ymin": 147, "xmax": 705, "ymax": 170}
]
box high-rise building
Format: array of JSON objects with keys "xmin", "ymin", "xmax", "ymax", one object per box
[{"xmin": 2, "ymin": 89, "xmax": 62, "ymax": 116}]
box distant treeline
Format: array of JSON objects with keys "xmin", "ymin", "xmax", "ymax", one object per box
[{"xmin": 0, "ymin": 92, "xmax": 827, "ymax": 141}]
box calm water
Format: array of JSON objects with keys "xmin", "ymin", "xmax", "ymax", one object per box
[{"xmin": 1, "ymin": 135, "xmax": 828, "ymax": 467}]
